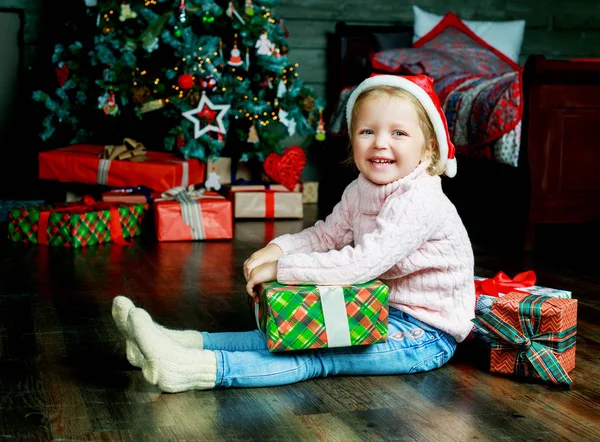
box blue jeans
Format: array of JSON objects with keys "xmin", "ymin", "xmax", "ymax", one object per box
[{"xmin": 202, "ymin": 308, "xmax": 457, "ymax": 388}]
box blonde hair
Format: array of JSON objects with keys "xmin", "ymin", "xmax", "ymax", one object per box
[{"xmin": 347, "ymin": 86, "xmax": 445, "ymax": 176}]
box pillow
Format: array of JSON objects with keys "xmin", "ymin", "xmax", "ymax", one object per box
[
  {"xmin": 372, "ymin": 13, "xmax": 521, "ymax": 77},
  {"xmin": 413, "ymin": 5, "xmax": 525, "ymax": 63}
]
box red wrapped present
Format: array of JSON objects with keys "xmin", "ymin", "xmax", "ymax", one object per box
[
  {"xmin": 39, "ymin": 144, "xmax": 205, "ymax": 192},
  {"xmin": 472, "ymin": 291, "xmax": 577, "ymax": 385},
  {"xmin": 154, "ymin": 186, "xmax": 232, "ymax": 241},
  {"xmin": 101, "ymin": 186, "xmax": 161, "ymax": 204}
]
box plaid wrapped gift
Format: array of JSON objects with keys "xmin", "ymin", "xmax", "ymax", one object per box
[
  {"xmin": 8, "ymin": 196, "xmax": 146, "ymax": 247},
  {"xmin": 472, "ymin": 271, "xmax": 572, "ymax": 343},
  {"xmin": 253, "ymin": 280, "xmax": 389, "ymax": 352},
  {"xmin": 472, "ymin": 291, "xmax": 577, "ymax": 385}
]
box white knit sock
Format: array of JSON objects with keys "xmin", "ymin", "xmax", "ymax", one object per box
[
  {"xmin": 112, "ymin": 296, "xmax": 205, "ymax": 368},
  {"xmin": 128, "ymin": 308, "xmax": 217, "ymax": 392}
]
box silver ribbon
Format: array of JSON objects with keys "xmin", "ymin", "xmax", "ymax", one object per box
[
  {"xmin": 160, "ymin": 186, "xmax": 205, "ymax": 240},
  {"xmin": 167, "ymin": 161, "xmax": 189, "ymax": 187},
  {"xmin": 97, "ymin": 159, "xmax": 111, "ymax": 185},
  {"xmin": 318, "ymin": 286, "xmax": 352, "ymax": 348}
]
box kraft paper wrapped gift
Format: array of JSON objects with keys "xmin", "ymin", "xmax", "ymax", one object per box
[
  {"xmin": 206, "ymin": 157, "xmax": 254, "ymax": 184},
  {"xmin": 253, "ymin": 280, "xmax": 389, "ymax": 352},
  {"xmin": 153, "ymin": 187, "xmax": 232, "ymax": 241},
  {"xmin": 8, "ymin": 196, "xmax": 146, "ymax": 247},
  {"xmin": 39, "ymin": 144, "xmax": 205, "ymax": 192},
  {"xmin": 472, "ymin": 291, "xmax": 577, "ymax": 385},
  {"xmin": 228, "ymin": 187, "xmax": 303, "ymax": 219}
]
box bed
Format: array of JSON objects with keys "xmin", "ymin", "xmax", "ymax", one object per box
[{"xmin": 319, "ymin": 21, "xmax": 600, "ymax": 251}]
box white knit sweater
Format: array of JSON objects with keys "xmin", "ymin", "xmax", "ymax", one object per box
[{"xmin": 270, "ymin": 162, "xmax": 475, "ymax": 342}]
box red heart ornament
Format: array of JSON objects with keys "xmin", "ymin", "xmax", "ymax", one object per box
[
  {"xmin": 263, "ymin": 146, "xmax": 306, "ymax": 190},
  {"xmin": 55, "ymin": 64, "xmax": 69, "ymax": 87}
]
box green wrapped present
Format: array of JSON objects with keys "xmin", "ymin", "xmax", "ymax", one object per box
[
  {"xmin": 8, "ymin": 196, "xmax": 146, "ymax": 247},
  {"xmin": 254, "ymin": 280, "xmax": 389, "ymax": 352}
]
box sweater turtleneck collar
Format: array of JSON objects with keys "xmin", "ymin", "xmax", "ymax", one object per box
[{"xmin": 357, "ymin": 161, "xmax": 434, "ymax": 214}]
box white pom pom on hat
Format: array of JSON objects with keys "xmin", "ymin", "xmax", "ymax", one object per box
[{"xmin": 346, "ymin": 74, "xmax": 457, "ymax": 178}]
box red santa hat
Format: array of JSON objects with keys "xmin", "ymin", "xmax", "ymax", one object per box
[{"xmin": 346, "ymin": 74, "xmax": 457, "ymax": 178}]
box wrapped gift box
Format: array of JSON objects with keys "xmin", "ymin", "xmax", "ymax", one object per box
[
  {"xmin": 228, "ymin": 187, "xmax": 303, "ymax": 219},
  {"xmin": 154, "ymin": 189, "xmax": 232, "ymax": 241},
  {"xmin": 472, "ymin": 291, "xmax": 577, "ymax": 385},
  {"xmin": 206, "ymin": 157, "xmax": 254, "ymax": 185},
  {"xmin": 101, "ymin": 186, "xmax": 161, "ymax": 204},
  {"xmin": 472, "ymin": 272, "xmax": 572, "ymax": 343},
  {"xmin": 301, "ymin": 181, "xmax": 319, "ymax": 203},
  {"xmin": 254, "ymin": 280, "xmax": 389, "ymax": 352},
  {"xmin": 39, "ymin": 144, "xmax": 205, "ymax": 192},
  {"xmin": 0, "ymin": 200, "xmax": 45, "ymax": 223},
  {"xmin": 8, "ymin": 197, "xmax": 146, "ymax": 247}
]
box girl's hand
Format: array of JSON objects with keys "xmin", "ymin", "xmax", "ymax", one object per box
[
  {"xmin": 243, "ymin": 244, "xmax": 283, "ymax": 281},
  {"xmin": 246, "ymin": 261, "xmax": 278, "ymax": 299}
]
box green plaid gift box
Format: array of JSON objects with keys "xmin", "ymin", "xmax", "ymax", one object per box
[
  {"xmin": 8, "ymin": 198, "xmax": 146, "ymax": 247},
  {"xmin": 254, "ymin": 280, "xmax": 389, "ymax": 352}
]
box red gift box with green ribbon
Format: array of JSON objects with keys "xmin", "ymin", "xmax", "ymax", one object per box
[
  {"xmin": 472, "ymin": 291, "xmax": 577, "ymax": 385},
  {"xmin": 7, "ymin": 196, "xmax": 146, "ymax": 247},
  {"xmin": 253, "ymin": 280, "xmax": 389, "ymax": 352}
]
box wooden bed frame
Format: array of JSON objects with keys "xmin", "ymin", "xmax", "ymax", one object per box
[{"xmin": 320, "ymin": 22, "xmax": 600, "ymax": 251}]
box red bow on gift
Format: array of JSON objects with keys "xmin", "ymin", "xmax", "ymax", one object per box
[{"xmin": 474, "ymin": 271, "xmax": 536, "ymax": 300}]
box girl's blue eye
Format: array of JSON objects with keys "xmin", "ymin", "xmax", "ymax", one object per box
[
  {"xmin": 360, "ymin": 129, "xmax": 373, "ymax": 135},
  {"xmin": 393, "ymin": 130, "xmax": 406, "ymax": 136}
]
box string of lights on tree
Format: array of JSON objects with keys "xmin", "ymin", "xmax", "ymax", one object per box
[{"xmin": 32, "ymin": 0, "xmax": 326, "ymax": 162}]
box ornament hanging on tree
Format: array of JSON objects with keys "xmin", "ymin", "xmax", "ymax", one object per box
[
  {"xmin": 199, "ymin": 76, "xmax": 218, "ymax": 91},
  {"xmin": 227, "ymin": 41, "xmax": 244, "ymax": 67},
  {"xmin": 277, "ymin": 79, "xmax": 286, "ymax": 98},
  {"xmin": 145, "ymin": 37, "xmax": 159, "ymax": 53},
  {"xmin": 315, "ymin": 109, "xmax": 326, "ymax": 141},
  {"xmin": 278, "ymin": 109, "xmax": 296, "ymax": 136},
  {"xmin": 205, "ymin": 169, "xmax": 222, "ymax": 191},
  {"xmin": 98, "ymin": 90, "xmax": 119, "ymax": 116},
  {"xmin": 132, "ymin": 86, "xmax": 151, "ymax": 105},
  {"xmin": 274, "ymin": 48, "xmax": 281, "ymax": 59},
  {"xmin": 226, "ymin": 2, "xmax": 245, "ymax": 24},
  {"xmin": 119, "ymin": 3, "xmax": 137, "ymax": 21},
  {"xmin": 245, "ymin": 0, "xmax": 254, "ymax": 16},
  {"xmin": 218, "ymin": 39, "xmax": 224, "ymax": 61},
  {"xmin": 182, "ymin": 91, "xmax": 231, "ymax": 139},
  {"xmin": 178, "ymin": 73, "xmax": 195, "ymax": 90},
  {"xmin": 246, "ymin": 48, "xmax": 250, "ymax": 70},
  {"xmin": 247, "ymin": 123, "xmax": 259, "ymax": 143},
  {"xmin": 255, "ymin": 31, "xmax": 274, "ymax": 56},
  {"xmin": 176, "ymin": 133, "xmax": 186, "ymax": 149},
  {"xmin": 202, "ymin": 11, "xmax": 215, "ymax": 23},
  {"xmin": 174, "ymin": 25, "xmax": 182, "ymax": 38},
  {"xmin": 55, "ymin": 63, "xmax": 69, "ymax": 87},
  {"xmin": 260, "ymin": 75, "xmax": 273, "ymax": 89},
  {"xmin": 178, "ymin": 0, "xmax": 187, "ymax": 23}
]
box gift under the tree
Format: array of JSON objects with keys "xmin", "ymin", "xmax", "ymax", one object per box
[
  {"xmin": 253, "ymin": 280, "xmax": 389, "ymax": 352},
  {"xmin": 101, "ymin": 186, "xmax": 162, "ymax": 204},
  {"xmin": 206, "ymin": 157, "xmax": 254, "ymax": 185},
  {"xmin": 39, "ymin": 144, "xmax": 205, "ymax": 192},
  {"xmin": 472, "ymin": 291, "xmax": 577, "ymax": 385},
  {"xmin": 301, "ymin": 181, "xmax": 319, "ymax": 204},
  {"xmin": 226, "ymin": 181, "xmax": 318, "ymax": 203},
  {"xmin": 8, "ymin": 196, "xmax": 146, "ymax": 247},
  {"xmin": 154, "ymin": 186, "xmax": 232, "ymax": 241},
  {"xmin": 228, "ymin": 187, "xmax": 303, "ymax": 219}
]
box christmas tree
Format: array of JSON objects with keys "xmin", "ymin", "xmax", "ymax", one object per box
[{"xmin": 32, "ymin": 0, "xmax": 325, "ymax": 163}]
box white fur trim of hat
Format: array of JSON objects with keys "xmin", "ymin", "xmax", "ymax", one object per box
[{"xmin": 346, "ymin": 75, "xmax": 457, "ymax": 178}]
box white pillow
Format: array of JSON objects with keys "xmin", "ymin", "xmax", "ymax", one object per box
[{"xmin": 412, "ymin": 5, "xmax": 525, "ymax": 63}]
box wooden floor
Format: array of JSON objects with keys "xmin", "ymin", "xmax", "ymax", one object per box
[{"xmin": 1, "ymin": 204, "xmax": 600, "ymax": 441}]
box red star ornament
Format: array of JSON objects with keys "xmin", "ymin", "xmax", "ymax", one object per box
[{"xmin": 182, "ymin": 92, "xmax": 230, "ymax": 139}]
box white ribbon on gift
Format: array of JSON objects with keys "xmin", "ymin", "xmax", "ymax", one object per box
[
  {"xmin": 159, "ymin": 185, "xmax": 206, "ymax": 240},
  {"xmin": 96, "ymin": 158, "xmax": 190, "ymax": 187},
  {"xmin": 255, "ymin": 285, "xmax": 352, "ymax": 348},
  {"xmin": 318, "ymin": 286, "xmax": 352, "ymax": 347}
]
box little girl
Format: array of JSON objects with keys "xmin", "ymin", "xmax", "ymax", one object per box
[{"xmin": 113, "ymin": 74, "xmax": 475, "ymax": 392}]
